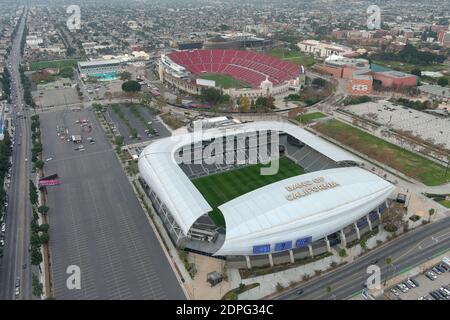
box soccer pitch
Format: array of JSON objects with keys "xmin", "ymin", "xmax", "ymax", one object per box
[
  {"xmin": 192, "ymin": 157, "xmax": 305, "ymax": 227},
  {"xmin": 198, "ymin": 73, "xmax": 251, "ymax": 89}
]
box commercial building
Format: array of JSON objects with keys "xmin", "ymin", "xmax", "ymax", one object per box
[
  {"xmin": 315, "ymin": 55, "xmax": 417, "ymax": 94},
  {"xmin": 297, "ymin": 40, "xmax": 355, "ymax": 59},
  {"xmin": 77, "ymin": 59, "xmax": 122, "ymax": 81}
]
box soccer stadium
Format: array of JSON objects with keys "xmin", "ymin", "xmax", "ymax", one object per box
[
  {"xmin": 138, "ymin": 119, "xmax": 395, "ymax": 268},
  {"xmin": 158, "ymin": 49, "xmax": 305, "ymax": 99}
]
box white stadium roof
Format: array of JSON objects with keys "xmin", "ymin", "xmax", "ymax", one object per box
[
  {"xmin": 215, "ymin": 167, "xmax": 394, "ymax": 256},
  {"xmin": 138, "ymin": 121, "xmax": 362, "ymax": 237}
]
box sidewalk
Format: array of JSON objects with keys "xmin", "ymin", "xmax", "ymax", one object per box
[{"xmin": 229, "ymin": 255, "xmax": 340, "ymax": 300}]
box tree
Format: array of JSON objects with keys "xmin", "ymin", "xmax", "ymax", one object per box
[
  {"xmin": 360, "ymin": 238, "xmax": 368, "ymax": 252},
  {"xmin": 39, "ymin": 231, "xmax": 49, "ymax": 245},
  {"xmin": 266, "ymin": 95, "xmax": 275, "ymax": 109},
  {"xmin": 29, "ymin": 180, "xmax": 38, "ymax": 206},
  {"xmin": 114, "ymin": 135, "xmax": 124, "ymax": 147},
  {"xmin": 381, "ymin": 203, "xmax": 405, "ymax": 232},
  {"xmin": 239, "ymin": 96, "xmax": 250, "ymax": 112},
  {"xmin": 255, "ymin": 96, "xmax": 268, "ymax": 111},
  {"xmin": 30, "ymin": 248, "xmax": 42, "ymax": 266},
  {"xmin": 30, "ymin": 232, "xmax": 41, "ymax": 248},
  {"xmin": 39, "ymin": 223, "xmax": 50, "ymax": 233},
  {"xmin": 121, "ymin": 80, "xmax": 141, "ymax": 93},
  {"xmin": 66, "ymin": 46, "xmax": 76, "ymax": 56},
  {"xmin": 92, "ymin": 103, "xmax": 102, "ymax": 112},
  {"xmin": 428, "ymin": 208, "xmax": 435, "ymax": 222},
  {"xmin": 410, "ymin": 68, "xmax": 422, "ymax": 77},
  {"xmin": 312, "ymin": 78, "xmax": 327, "ymax": 87},
  {"xmin": 437, "ymin": 77, "xmax": 448, "ymax": 87},
  {"xmin": 34, "ymin": 160, "xmax": 44, "ymax": 170},
  {"xmin": 200, "ymin": 87, "xmax": 222, "ymax": 105},
  {"xmin": 32, "ymin": 274, "xmax": 43, "ymax": 298},
  {"xmin": 384, "ymin": 257, "xmax": 393, "ymax": 286},
  {"xmin": 326, "ymin": 286, "xmax": 332, "ymax": 299},
  {"xmin": 120, "ymin": 71, "xmax": 132, "ymax": 81},
  {"xmin": 38, "ymin": 205, "xmax": 49, "ymax": 216}
]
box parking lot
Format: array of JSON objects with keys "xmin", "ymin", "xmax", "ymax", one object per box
[
  {"xmin": 32, "ymin": 87, "xmax": 81, "ymax": 108},
  {"xmin": 343, "ymin": 100, "xmax": 450, "ymax": 149},
  {"xmin": 40, "ymin": 108, "xmax": 184, "ymax": 299},
  {"xmin": 105, "ymin": 103, "xmax": 170, "ymax": 145},
  {"xmin": 387, "ymin": 258, "xmax": 450, "ymax": 300}
]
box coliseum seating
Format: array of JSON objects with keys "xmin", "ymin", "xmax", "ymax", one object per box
[{"xmin": 168, "ymin": 49, "xmax": 300, "ymax": 88}]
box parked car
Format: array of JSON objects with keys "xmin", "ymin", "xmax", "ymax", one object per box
[
  {"xmin": 425, "ymin": 271, "xmax": 437, "ymax": 280},
  {"xmin": 391, "ymin": 288, "xmax": 400, "ymax": 296},
  {"xmin": 432, "ymin": 266, "xmax": 442, "ymax": 275},
  {"xmin": 406, "ymin": 279, "xmax": 416, "ymax": 288},
  {"xmin": 410, "ymin": 278, "xmax": 419, "ymax": 287},
  {"xmin": 435, "ymin": 265, "xmax": 446, "ymax": 273}
]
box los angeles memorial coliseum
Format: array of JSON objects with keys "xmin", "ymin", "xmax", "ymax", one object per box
[
  {"xmin": 157, "ymin": 49, "xmax": 305, "ymax": 99},
  {"xmin": 138, "ymin": 119, "xmax": 395, "ymax": 269}
]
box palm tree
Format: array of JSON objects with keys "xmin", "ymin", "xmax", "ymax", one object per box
[
  {"xmin": 326, "ymin": 286, "xmax": 332, "ymax": 299},
  {"xmin": 428, "ymin": 208, "xmax": 435, "ymax": 223},
  {"xmin": 384, "ymin": 257, "xmax": 392, "ymax": 286}
]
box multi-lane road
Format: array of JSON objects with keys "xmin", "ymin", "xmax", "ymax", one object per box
[
  {"xmin": 0, "ymin": 9, "xmax": 32, "ymax": 300},
  {"xmin": 273, "ymin": 215, "xmax": 450, "ymax": 300}
]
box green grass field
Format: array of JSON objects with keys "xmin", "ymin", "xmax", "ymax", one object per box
[
  {"xmin": 313, "ymin": 120, "xmax": 450, "ymax": 186},
  {"xmin": 439, "ymin": 199, "xmax": 450, "ymax": 208},
  {"xmin": 199, "ymin": 73, "xmax": 251, "ymax": 89},
  {"xmin": 372, "ymin": 60, "xmax": 448, "ymax": 73},
  {"xmin": 297, "ymin": 112, "xmax": 326, "ymax": 124},
  {"xmin": 192, "ymin": 157, "xmax": 305, "ymax": 227},
  {"xmin": 30, "ymin": 59, "xmax": 78, "ymax": 71},
  {"xmin": 267, "ymin": 48, "xmax": 316, "ymax": 67}
]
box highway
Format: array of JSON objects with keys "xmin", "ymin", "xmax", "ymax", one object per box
[
  {"xmin": 0, "ymin": 9, "xmax": 32, "ymax": 300},
  {"xmin": 273, "ymin": 216, "xmax": 450, "ymax": 300}
]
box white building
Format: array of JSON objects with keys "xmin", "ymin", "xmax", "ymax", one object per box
[
  {"xmin": 297, "ymin": 40, "xmax": 354, "ymax": 58},
  {"xmin": 25, "ymin": 35, "xmax": 43, "ymax": 48},
  {"xmin": 138, "ymin": 120, "xmax": 394, "ymax": 265}
]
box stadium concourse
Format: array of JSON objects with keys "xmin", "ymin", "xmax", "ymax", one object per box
[
  {"xmin": 158, "ymin": 49, "xmax": 305, "ymax": 99},
  {"xmin": 138, "ymin": 119, "xmax": 396, "ymax": 269}
]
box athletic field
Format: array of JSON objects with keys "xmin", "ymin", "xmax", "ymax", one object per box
[
  {"xmin": 30, "ymin": 59, "xmax": 78, "ymax": 71},
  {"xmin": 199, "ymin": 73, "xmax": 251, "ymax": 89},
  {"xmin": 192, "ymin": 157, "xmax": 305, "ymax": 227},
  {"xmin": 267, "ymin": 48, "xmax": 315, "ymax": 67}
]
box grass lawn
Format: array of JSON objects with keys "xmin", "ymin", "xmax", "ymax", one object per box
[
  {"xmin": 297, "ymin": 112, "xmax": 326, "ymax": 124},
  {"xmin": 439, "ymin": 200, "xmax": 450, "ymax": 208},
  {"xmin": 160, "ymin": 113, "xmax": 184, "ymax": 130},
  {"xmin": 192, "ymin": 157, "xmax": 305, "ymax": 227},
  {"xmin": 199, "ymin": 73, "xmax": 251, "ymax": 89},
  {"xmin": 267, "ymin": 48, "xmax": 316, "ymax": 66},
  {"xmin": 222, "ymin": 283, "xmax": 260, "ymax": 300},
  {"xmin": 313, "ymin": 120, "xmax": 450, "ymax": 186},
  {"xmin": 372, "ymin": 60, "xmax": 448, "ymax": 73},
  {"xmin": 30, "ymin": 59, "xmax": 78, "ymax": 71}
]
